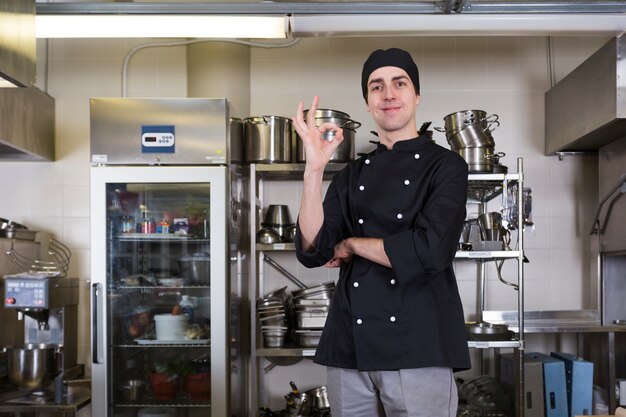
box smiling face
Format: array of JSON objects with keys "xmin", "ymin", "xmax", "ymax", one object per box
[{"xmin": 366, "ymin": 66, "xmax": 420, "ymax": 145}]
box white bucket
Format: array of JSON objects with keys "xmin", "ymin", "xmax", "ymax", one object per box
[{"xmin": 154, "ymin": 314, "xmax": 188, "ymax": 340}]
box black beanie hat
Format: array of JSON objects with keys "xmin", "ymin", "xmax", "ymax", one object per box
[{"xmin": 361, "ymin": 48, "xmax": 420, "ymax": 99}]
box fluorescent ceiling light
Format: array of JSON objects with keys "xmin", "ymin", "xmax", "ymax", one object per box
[
  {"xmin": 36, "ymin": 15, "xmax": 287, "ymax": 39},
  {"xmin": 293, "ymin": 14, "xmax": 626, "ymax": 37}
]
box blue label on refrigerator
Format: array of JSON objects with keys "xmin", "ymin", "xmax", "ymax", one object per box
[{"xmin": 141, "ymin": 125, "xmax": 175, "ymax": 153}]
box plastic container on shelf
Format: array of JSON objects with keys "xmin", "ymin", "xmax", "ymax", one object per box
[{"xmin": 154, "ymin": 314, "xmax": 188, "ymax": 340}]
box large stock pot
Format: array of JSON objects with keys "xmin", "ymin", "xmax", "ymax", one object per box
[
  {"xmin": 243, "ymin": 116, "xmax": 293, "ymax": 163},
  {"xmin": 295, "ymin": 108, "xmax": 360, "ymax": 163}
]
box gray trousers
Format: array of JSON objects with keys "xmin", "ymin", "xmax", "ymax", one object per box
[{"xmin": 326, "ymin": 366, "xmax": 458, "ymax": 417}]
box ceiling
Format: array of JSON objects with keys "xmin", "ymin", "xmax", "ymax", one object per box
[{"xmin": 35, "ymin": 1, "xmax": 626, "ymax": 15}]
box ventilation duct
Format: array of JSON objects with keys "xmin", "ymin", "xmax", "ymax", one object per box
[
  {"xmin": 0, "ymin": 0, "xmax": 35, "ymax": 88},
  {"xmin": 545, "ymin": 36, "xmax": 626, "ymax": 155},
  {"xmin": 0, "ymin": 86, "xmax": 55, "ymax": 161}
]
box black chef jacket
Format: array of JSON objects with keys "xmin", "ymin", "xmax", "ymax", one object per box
[{"xmin": 296, "ymin": 134, "xmax": 471, "ymax": 372}]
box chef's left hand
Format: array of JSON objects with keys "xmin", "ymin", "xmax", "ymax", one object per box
[{"xmin": 325, "ymin": 238, "xmax": 354, "ymax": 268}]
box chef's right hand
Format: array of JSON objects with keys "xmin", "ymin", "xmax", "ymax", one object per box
[{"xmin": 293, "ymin": 96, "xmax": 344, "ymax": 173}]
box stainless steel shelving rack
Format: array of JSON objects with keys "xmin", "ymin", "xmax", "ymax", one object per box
[
  {"xmin": 248, "ymin": 158, "xmax": 526, "ymax": 417},
  {"xmin": 462, "ymin": 158, "xmax": 526, "ymax": 417}
]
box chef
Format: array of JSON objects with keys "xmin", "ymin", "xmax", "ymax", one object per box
[{"xmin": 293, "ymin": 48, "xmax": 471, "ymax": 417}]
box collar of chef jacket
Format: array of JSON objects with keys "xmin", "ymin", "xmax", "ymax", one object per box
[{"xmin": 374, "ymin": 135, "xmax": 433, "ymax": 154}]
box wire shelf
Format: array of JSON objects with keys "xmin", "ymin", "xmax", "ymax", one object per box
[{"xmin": 5, "ymin": 238, "xmax": 71, "ymax": 277}]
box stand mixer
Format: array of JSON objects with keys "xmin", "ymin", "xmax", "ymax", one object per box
[{"xmin": 2, "ymin": 274, "xmax": 79, "ymax": 404}]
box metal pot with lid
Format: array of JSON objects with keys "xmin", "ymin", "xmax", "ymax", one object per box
[
  {"xmin": 435, "ymin": 110, "xmax": 499, "ymax": 150},
  {"xmin": 243, "ymin": 116, "xmax": 293, "ymax": 163},
  {"xmin": 295, "ymin": 108, "xmax": 361, "ymax": 163},
  {"xmin": 454, "ymin": 147, "xmax": 505, "ymax": 173}
]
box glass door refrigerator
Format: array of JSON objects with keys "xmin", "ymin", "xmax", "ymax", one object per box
[{"xmin": 89, "ymin": 98, "xmax": 246, "ymax": 417}]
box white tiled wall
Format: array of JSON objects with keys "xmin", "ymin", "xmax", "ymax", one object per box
[{"xmin": 0, "ymin": 33, "xmax": 609, "ymax": 412}]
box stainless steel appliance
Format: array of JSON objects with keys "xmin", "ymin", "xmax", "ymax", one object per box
[
  {"xmin": 2, "ymin": 275, "xmax": 79, "ymax": 404},
  {"xmin": 89, "ymin": 98, "xmax": 246, "ymax": 417},
  {"xmin": 0, "ymin": 239, "xmax": 40, "ymax": 349}
]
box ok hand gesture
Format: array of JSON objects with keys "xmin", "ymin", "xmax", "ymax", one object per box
[{"xmin": 293, "ymin": 96, "xmax": 344, "ymax": 173}]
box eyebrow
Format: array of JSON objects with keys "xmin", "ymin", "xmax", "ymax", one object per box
[{"xmin": 368, "ymin": 75, "xmax": 410, "ymax": 86}]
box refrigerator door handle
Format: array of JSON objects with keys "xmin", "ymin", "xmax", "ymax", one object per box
[{"xmin": 92, "ymin": 283, "xmax": 104, "ymax": 364}]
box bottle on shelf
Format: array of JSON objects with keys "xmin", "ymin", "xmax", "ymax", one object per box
[{"xmin": 179, "ymin": 295, "xmax": 194, "ymax": 323}]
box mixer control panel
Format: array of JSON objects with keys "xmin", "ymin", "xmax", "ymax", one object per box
[{"xmin": 3, "ymin": 277, "xmax": 50, "ymax": 309}]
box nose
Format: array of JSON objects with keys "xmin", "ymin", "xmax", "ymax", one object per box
[{"xmin": 384, "ymin": 85, "xmax": 396, "ymax": 100}]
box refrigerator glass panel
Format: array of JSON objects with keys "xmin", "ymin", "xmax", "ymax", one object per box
[{"xmin": 105, "ymin": 182, "xmax": 212, "ymax": 413}]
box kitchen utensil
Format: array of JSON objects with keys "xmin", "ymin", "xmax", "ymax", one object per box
[
  {"xmin": 282, "ymin": 224, "xmax": 297, "ymax": 243},
  {"xmin": 4, "ymin": 343, "xmax": 62, "ymax": 389},
  {"xmin": 478, "ymin": 212, "xmax": 502, "ymax": 235},
  {"xmin": 295, "ymin": 330, "xmax": 323, "ymax": 347},
  {"xmin": 256, "ymin": 227, "xmax": 281, "ymax": 244},
  {"xmin": 296, "ymin": 108, "xmax": 361, "ymax": 163},
  {"xmin": 263, "ymin": 254, "xmax": 307, "ymax": 289},
  {"xmin": 446, "ymin": 110, "xmax": 499, "ymax": 133},
  {"xmin": 291, "ymin": 281, "xmax": 335, "ymax": 299},
  {"xmin": 263, "ymin": 204, "xmax": 293, "ymax": 226},
  {"xmin": 477, "ymin": 213, "xmax": 510, "ymax": 246},
  {"xmin": 289, "ymin": 381, "xmax": 299, "ymax": 394},
  {"xmin": 454, "ymin": 147, "xmax": 504, "ymax": 173},
  {"xmin": 481, "ymin": 227, "xmax": 510, "ymax": 247},
  {"xmin": 284, "ymin": 391, "xmax": 314, "ymax": 416},
  {"xmin": 180, "ymin": 252, "xmax": 210, "ymax": 284},
  {"xmin": 122, "ymin": 379, "xmax": 147, "ymax": 401},
  {"xmin": 243, "ymin": 116, "xmax": 293, "ymax": 163},
  {"xmin": 465, "ymin": 321, "xmax": 513, "ymax": 341},
  {"xmin": 305, "ymin": 385, "xmax": 331, "ymax": 410},
  {"xmin": 436, "ymin": 110, "xmax": 499, "ymax": 149},
  {"xmin": 262, "ymin": 328, "xmax": 287, "ymax": 347}
]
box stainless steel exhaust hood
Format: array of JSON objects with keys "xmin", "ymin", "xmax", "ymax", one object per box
[
  {"xmin": 545, "ymin": 36, "xmax": 626, "ymax": 155},
  {"xmin": 0, "ymin": 86, "xmax": 55, "ymax": 161},
  {"xmin": 0, "ymin": 0, "xmax": 35, "ymax": 88}
]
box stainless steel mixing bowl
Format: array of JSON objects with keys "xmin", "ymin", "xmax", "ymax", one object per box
[{"xmin": 4, "ymin": 343, "xmax": 62, "ymax": 389}]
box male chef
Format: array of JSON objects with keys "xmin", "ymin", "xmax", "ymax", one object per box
[{"xmin": 293, "ymin": 48, "xmax": 470, "ymax": 417}]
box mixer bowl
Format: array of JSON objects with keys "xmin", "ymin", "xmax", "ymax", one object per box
[{"xmin": 4, "ymin": 343, "xmax": 61, "ymax": 389}]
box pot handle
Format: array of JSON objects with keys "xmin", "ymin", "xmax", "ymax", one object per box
[
  {"xmin": 481, "ymin": 114, "xmax": 500, "ymax": 132},
  {"xmin": 314, "ymin": 118, "xmax": 362, "ymax": 131},
  {"xmin": 339, "ymin": 119, "xmax": 361, "ymax": 130},
  {"xmin": 433, "ymin": 126, "xmax": 446, "ymax": 132},
  {"xmin": 484, "ymin": 151, "xmax": 506, "ymax": 160}
]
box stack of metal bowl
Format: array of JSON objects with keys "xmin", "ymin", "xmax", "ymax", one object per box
[
  {"xmin": 257, "ymin": 287, "xmax": 290, "ymax": 348},
  {"xmin": 437, "ymin": 110, "xmax": 505, "ymax": 173},
  {"xmin": 261, "ymin": 204, "xmax": 295, "ymax": 243},
  {"xmin": 292, "ymin": 282, "xmax": 334, "ymax": 347}
]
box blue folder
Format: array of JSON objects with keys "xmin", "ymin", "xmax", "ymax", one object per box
[
  {"xmin": 527, "ymin": 352, "xmax": 569, "ymax": 417},
  {"xmin": 551, "ymin": 352, "xmax": 593, "ymax": 417}
]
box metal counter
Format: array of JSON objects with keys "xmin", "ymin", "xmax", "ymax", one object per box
[{"xmin": 0, "ymin": 386, "xmax": 91, "ymax": 417}]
